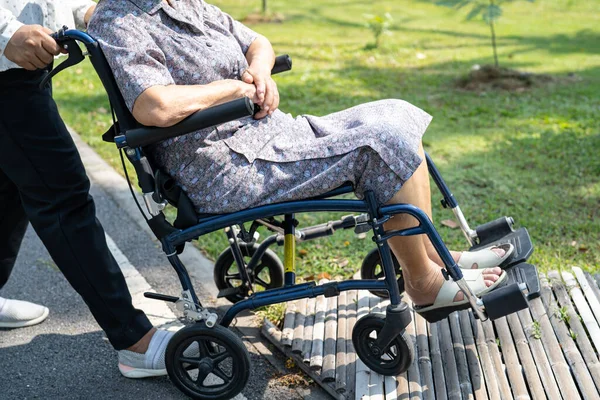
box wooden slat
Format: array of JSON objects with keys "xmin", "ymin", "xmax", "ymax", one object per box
[
  {"xmin": 481, "ymin": 319, "xmax": 513, "ymax": 400},
  {"xmin": 428, "ymin": 322, "xmax": 448, "ymax": 400},
  {"xmin": 323, "ymin": 295, "xmax": 339, "ymax": 382},
  {"xmin": 261, "ymin": 318, "xmax": 344, "ymax": 400},
  {"xmin": 281, "ymin": 300, "xmax": 297, "ymax": 346},
  {"xmin": 355, "ymin": 290, "xmax": 370, "ymax": 400},
  {"xmin": 458, "ymin": 310, "xmax": 488, "ymax": 400},
  {"xmin": 292, "ymin": 298, "xmax": 307, "ymax": 354},
  {"xmin": 310, "ymin": 293, "xmax": 328, "ymax": 369},
  {"xmin": 516, "ymin": 308, "xmax": 562, "ymax": 399},
  {"xmin": 302, "ymin": 297, "xmax": 317, "ymax": 364},
  {"xmin": 539, "ymin": 273, "xmax": 597, "ymax": 399},
  {"xmin": 448, "ymin": 312, "xmax": 473, "ymax": 400},
  {"xmin": 396, "ymin": 372, "xmax": 409, "ymax": 400},
  {"xmin": 562, "ymin": 271, "xmax": 600, "ymax": 355},
  {"xmin": 549, "ymin": 271, "xmax": 600, "ymax": 391},
  {"xmin": 528, "ymin": 292, "xmax": 580, "ymax": 398},
  {"xmin": 573, "ymin": 267, "xmax": 600, "ymax": 325},
  {"xmin": 369, "ymin": 295, "xmax": 385, "ymax": 400},
  {"xmin": 415, "ymin": 311, "xmax": 434, "ymax": 400},
  {"xmin": 405, "ymin": 306, "xmax": 422, "ymax": 400},
  {"xmin": 471, "ymin": 314, "xmax": 500, "ymax": 400},
  {"xmin": 505, "ymin": 312, "xmax": 546, "ymax": 400},
  {"xmin": 335, "ymin": 291, "xmax": 348, "ymax": 394},
  {"xmin": 384, "ymin": 375, "xmax": 397, "ymax": 400},
  {"xmin": 439, "ymin": 318, "xmax": 461, "ymax": 400},
  {"xmin": 493, "ymin": 317, "xmax": 529, "ymax": 399},
  {"xmin": 345, "ymin": 290, "xmax": 358, "ymax": 400},
  {"xmin": 584, "ymin": 272, "xmax": 600, "ymax": 304}
]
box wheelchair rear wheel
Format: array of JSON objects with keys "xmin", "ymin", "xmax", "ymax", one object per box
[
  {"xmin": 166, "ymin": 323, "xmax": 251, "ymax": 400},
  {"xmin": 360, "ymin": 249, "xmax": 405, "ymax": 298},
  {"xmin": 214, "ymin": 243, "xmax": 284, "ymax": 303},
  {"xmin": 352, "ymin": 315, "xmax": 413, "ymax": 376}
]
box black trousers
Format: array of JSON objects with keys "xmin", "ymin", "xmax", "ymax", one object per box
[{"xmin": 0, "ymin": 68, "xmax": 152, "ymax": 350}]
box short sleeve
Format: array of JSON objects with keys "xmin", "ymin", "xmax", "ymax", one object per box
[
  {"xmin": 204, "ymin": 3, "xmax": 258, "ymax": 54},
  {"xmin": 65, "ymin": 0, "xmax": 96, "ymax": 29},
  {"xmin": 88, "ymin": 14, "xmax": 174, "ymax": 112}
]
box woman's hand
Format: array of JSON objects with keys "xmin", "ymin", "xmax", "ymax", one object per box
[{"xmin": 241, "ymin": 65, "xmax": 280, "ymax": 119}]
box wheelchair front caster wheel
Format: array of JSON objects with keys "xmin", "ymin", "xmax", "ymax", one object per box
[
  {"xmin": 214, "ymin": 242, "xmax": 284, "ymax": 303},
  {"xmin": 360, "ymin": 249, "xmax": 405, "ymax": 298},
  {"xmin": 352, "ymin": 315, "xmax": 413, "ymax": 375},
  {"xmin": 166, "ymin": 323, "xmax": 251, "ymax": 400}
]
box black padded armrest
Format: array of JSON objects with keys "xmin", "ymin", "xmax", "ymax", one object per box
[
  {"xmin": 117, "ymin": 54, "xmax": 292, "ymax": 149},
  {"xmin": 122, "ymin": 97, "xmax": 254, "ymax": 148}
]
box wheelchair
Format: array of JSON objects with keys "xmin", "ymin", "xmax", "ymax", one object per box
[{"xmin": 45, "ymin": 27, "xmax": 541, "ymax": 400}]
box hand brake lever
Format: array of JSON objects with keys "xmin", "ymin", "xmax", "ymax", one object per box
[{"xmin": 39, "ymin": 26, "xmax": 86, "ymax": 89}]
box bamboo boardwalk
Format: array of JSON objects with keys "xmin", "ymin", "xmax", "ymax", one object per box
[{"xmin": 261, "ymin": 267, "xmax": 600, "ymax": 399}]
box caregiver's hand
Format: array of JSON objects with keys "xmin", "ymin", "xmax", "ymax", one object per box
[
  {"xmin": 241, "ymin": 64, "xmax": 279, "ymax": 119},
  {"xmin": 4, "ymin": 25, "xmax": 62, "ymax": 70}
]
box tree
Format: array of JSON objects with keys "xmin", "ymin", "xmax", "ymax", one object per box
[
  {"xmin": 436, "ymin": 0, "xmax": 535, "ymax": 67},
  {"xmin": 262, "ymin": 0, "xmax": 267, "ymax": 15}
]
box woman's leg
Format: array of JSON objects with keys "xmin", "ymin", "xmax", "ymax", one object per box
[{"xmin": 384, "ymin": 144, "xmax": 502, "ymax": 306}]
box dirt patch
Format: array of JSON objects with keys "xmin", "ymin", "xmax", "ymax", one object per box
[
  {"xmin": 456, "ymin": 64, "xmax": 578, "ymax": 92},
  {"xmin": 242, "ymin": 12, "xmax": 285, "ymax": 24}
]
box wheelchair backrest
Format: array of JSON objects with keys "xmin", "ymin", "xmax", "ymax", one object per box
[{"xmin": 85, "ymin": 41, "xmax": 140, "ymax": 135}]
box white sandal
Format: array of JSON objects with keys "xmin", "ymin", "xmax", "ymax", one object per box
[
  {"xmin": 414, "ymin": 268, "xmax": 507, "ymax": 322},
  {"xmin": 457, "ymin": 243, "xmax": 514, "ymax": 270}
]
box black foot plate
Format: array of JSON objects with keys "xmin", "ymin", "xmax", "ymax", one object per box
[
  {"xmin": 505, "ymin": 262, "xmax": 540, "ymax": 300},
  {"xmin": 470, "ymin": 227, "xmax": 534, "ymax": 268}
]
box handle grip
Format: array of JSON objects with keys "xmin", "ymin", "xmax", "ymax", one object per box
[{"xmin": 271, "ymin": 54, "xmax": 292, "ymax": 75}]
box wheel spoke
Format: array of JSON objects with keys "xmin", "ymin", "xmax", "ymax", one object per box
[
  {"xmin": 196, "ymin": 368, "xmax": 210, "ymax": 384},
  {"xmin": 225, "ymin": 272, "xmax": 242, "ymax": 279},
  {"xmin": 375, "ymin": 271, "xmax": 384, "ymax": 279},
  {"xmin": 254, "ymin": 277, "xmax": 270, "ymax": 289},
  {"xmin": 179, "ymin": 356, "xmax": 200, "ymax": 364},
  {"xmin": 211, "ymin": 351, "xmax": 230, "ymax": 365},
  {"xmin": 197, "ymin": 340, "xmax": 211, "ymax": 358},
  {"xmin": 211, "ymin": 365, "xmax": 232, "ymax": 383}
]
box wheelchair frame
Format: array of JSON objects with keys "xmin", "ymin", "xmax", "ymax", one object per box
[{"xmin": 45, "ymin": 27, "xmax": 538, "ymax": 399}]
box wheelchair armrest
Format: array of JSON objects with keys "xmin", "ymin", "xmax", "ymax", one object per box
[{"xmin": 119, "ymin": 97, "xmax": 254, "ymax": 148}]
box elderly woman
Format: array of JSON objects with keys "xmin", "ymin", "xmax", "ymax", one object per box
[{"xmin": 88, "ymin": 0, "xmax": 511, "ymax": 377}]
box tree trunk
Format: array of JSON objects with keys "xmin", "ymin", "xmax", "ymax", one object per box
[
  {"xmin": 489, "ymin": 0, "xmax": 499, "ymax": 67},
  {"xmin": 262, "ymin": 0, "xmax": 267, "ymax": 15}
]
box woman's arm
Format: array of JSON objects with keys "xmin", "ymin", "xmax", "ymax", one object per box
[{"xmin": 132, "ymin": 79, "xmax": 259, "ymax": 128}]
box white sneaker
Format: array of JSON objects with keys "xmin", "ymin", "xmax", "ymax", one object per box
[
  {"xmin": 0, "ymin": 297, "xmax": 50, "ymax": 328},
  {"xmin": 117, "ymin": 329, "xmax": 199, "ymax": 379}
]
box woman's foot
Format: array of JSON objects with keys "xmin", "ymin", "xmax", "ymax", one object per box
[
  {"xmin": 405, "ymin": 261, "xmax": 504, "ymax": 306},
  {"xmin": 456, "ymin": 243, "xmax": 514, "ymax": 269},
  {"xmin": 426, "ymin": 244, "xmax": 513, "ymax": 270}
]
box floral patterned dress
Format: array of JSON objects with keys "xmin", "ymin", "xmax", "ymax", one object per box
[{"xmin": 88, "ymin": 0, "xmax": 432, "ymax": 214}]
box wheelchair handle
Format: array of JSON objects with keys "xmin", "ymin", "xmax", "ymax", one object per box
[
  {"xmin": 272, "ymin": 55, "xmax": 292, "ymax": 75},
  {"xmin": 121, "ymin": 97, "xmax": 255, "ymax": 148}
]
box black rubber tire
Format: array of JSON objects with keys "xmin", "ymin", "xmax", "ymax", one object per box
[
  {"xmin": 213, "ymin": 242, "xmax": 284, "ymax": 303},
  {"xmin": 360, "ymin": 248, "xmax": 405, "ymax": 298},
  {"xmin": 352, "ymin": 314, "xmax": 414, "ymax": 376},
  {"xmin": 166, "ymin": 323, "xmax": 251, "ymax": 400}
]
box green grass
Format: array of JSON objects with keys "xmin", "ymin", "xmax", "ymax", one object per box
[{"xmin": 53, "ymin": 0, "xmax": 600, "ymax": 278}]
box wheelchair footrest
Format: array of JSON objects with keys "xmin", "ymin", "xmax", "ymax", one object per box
[
  {"xmin": 505, "ymin": 262, "xmax": 540, "ymax": 300},
  {"xmin": 481, "ymin": 262, "xmax": 540, "ymax": 320},
  {"xmin": 482, "ymin": 283, "xmax": 528, "ymax": 320},
  {"xmin": 470, "ymin": 227, "xmax": 534, "ymax": 268}
]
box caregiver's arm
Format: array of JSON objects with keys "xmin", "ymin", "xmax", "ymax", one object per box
[
  {"xmin": 132, "ymin": 80, "xmax": 259, "ymax": 128},
  {"xmin": 242, "ymin": 35, "xmax": 279, "ymax": 119}
]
